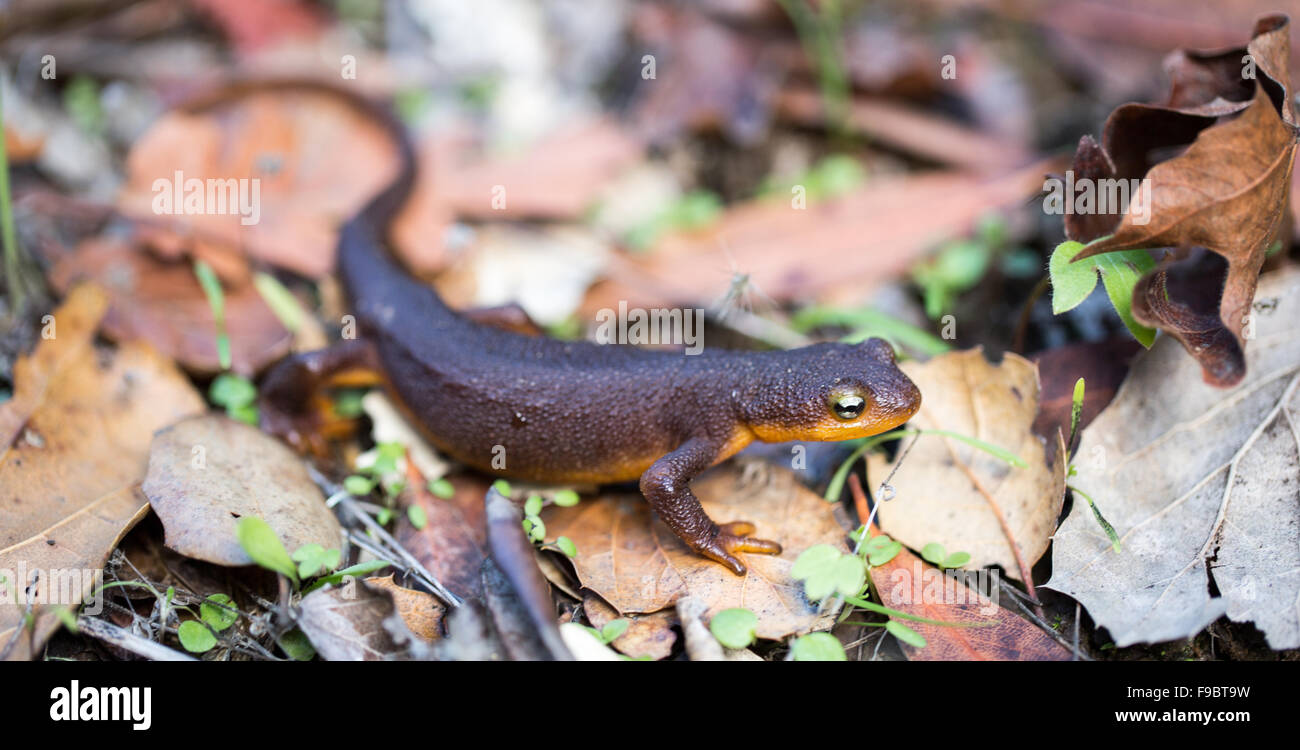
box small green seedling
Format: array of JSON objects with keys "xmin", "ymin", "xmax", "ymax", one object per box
[
  {"xmin": 291, "ymin": 543, "xmax": 341, "ymax": 579},
  {"xmin": 209, "ymin": 373, "xmax": 258, "ymax": 425},
  {"xmin": 552, "ymin": 536, "xmax": 578, "ymax": 558},
  {"xmin": 333, "ymin": 389, "xmax": 367, "ymax": 418},
  {"xmin": 757, "ymin": 154, "xmax": 865, "ymax": 203},
  {"xmin": 407, "ymin": 504, "xmax": 428, "ymax": 530},
  {"xmin": 789, "ymin": 632, "xmax": 847, "ymax": 661},
  {"xmin": 52, "ymin": 606, "xmax": 78, "ymax": 634},
  {"xmin": 344, "ymin": 475, "xmax": 375, "ymax": 495},
  {"xmin": 200, "ymin": 594, "xmax": 238, "ymax": 632},
  {"xmin": 521, "ymin": 516, "xmax": 546, "ymax": 543},
  {"xmin": 1068, "ymin": 377, "xmax": 1085, "ymax": 450},
  {"xmin": 0, "ymin": 83, "xmax": 31, "ymax": 313},
  {"xmin": 1071, "ymin": 486, "xmax": 1121, "ymax": 553},
  {"xmin": 1064, "ymin": 378, "xmax": 1122, "ymax": 552},
  {"xmin": 346, "ymin": 442, "xmax": 410, "ymax": 514},
  {"xmin": 920, "ymin": 542, "xmax": 971, "ymax": 571},
  {"xmin": 236, "ymin": 517, "xmax": 299, "ymax": 587},
  {"xmin": 428, "ymin": 478, "xmax": 455, "ymax": 499},
  {"xmin": 853, "ymin": 530, "xmax": 902, "ymax": 566},
  {"xmin": 791, "ymin": 544, "xmax": 866, "ymax": 602},
  {"xmin": 775, "ymin": 0, "xmax": 851, "ymax": 137},
  {"xmin": 63, "ymin": 75, "xmax": 105, "ymax": 134},
  {"xmin": 302, "ymin": 559, "xmax": 394, "ymax": 594},
  {"xmin": 277, "ymin": 628, "xmax": 316, "ymax": 661},
  {"xmin": 251, "ymin": 272, "xmax": 303, "ymax": 333},
  {"xmin": 587, "ymin": 619, "xmax": 629, "ymax": 645},
  {"xmin": 1049, "ymin": 240, "xmax": 1156, "ymax": 346},
  {"xmin": 885, "ymin": 620, "xmax": 927, "ymax": 648},
  {"xmin": 177, "ymin": 620, "xmax": 217, "ymax": 653},
  {"xmin": 552, "ymin": 489, "xmax": 580, "ymax": 507},
  {"xmin": 193, "ymin": 259, "xmax": 232, "ymax": 371},
  {"xmin": 710, "ymin": 608, "xmax": 758, "ymax": 650},
  {"xmin": 911, "ymin": 215, "xmax": 1016, "ymax": 319},
  {"xmin": 519, "ymin": 492, "xmax": 576, "ymax": 545},
  {"xmin": 368, "ymin": 442, "xmax": 405, "ymax": 476}
]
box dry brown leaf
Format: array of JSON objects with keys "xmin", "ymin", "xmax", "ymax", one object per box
[
  {"xmin": 1072, "ymin": 16, "xmax": 1298, "ymax": 387},
  {"xmin": 583, "ymin": 592, "xmax": 677, "ymax": 661},
  {"xmin": 543, "ymin": 465, "xmax": 845, "ymax": 640},
  {"xmin": 116, "ymin": 86, "xmax": 408, "ymax": 279},
  {"xmin": 297, "ymin": 577, "xmax": 424, "ymax": 661},
  {"xmin": 582, "ymin": 158, "xmax": 1060, "ymax": 315},
  {"xmin": 49, "ymin": 236, "xmax": 292, "ymax": 376},
  {"xmin": 1, "ymin": 285, "xmax": 205, "ymax": 660},
  {"xmin": 408, "ymin": 119, "xmax": 643, "ymax": 222},
  {"xmin": 867, "ymin": 349, "xmax": 1067, "ymax": 583},
  {"xmin": 365, "ymin": 575, "xmax": 444, "ymax": 644},
  {"xmin": 777, "ymin": 87, "xmax": 1030, "ymax": 173},
  {"xmin": 1046, "ymin": 266, "xmax": 1300, "ymax": 648},
  {"xmin": 627, "ymin": 1, "xmax": 779, "ymax": 144},
  {"xmin": 865, "ymin": 527, "xmax": 1070, "ymax": 661},
  {"xmin": 141, "ymin": 414, "xmax": 343, "ymax": 567},
  {"xmin": 1023, "ymin": 0, "xmax": 1282, "ymax": 53},
  {"xmin": 394, "ymin": 474, "xmax": 489, "ymax": 603},
  {"xmin": 1031, "ymin": 339, "xmax": 1142, "ymax": 458}
]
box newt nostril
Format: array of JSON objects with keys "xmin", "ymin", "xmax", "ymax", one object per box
[{"xmin": 875, "ymin": 376, "xmax": 921, "ymax": 421}]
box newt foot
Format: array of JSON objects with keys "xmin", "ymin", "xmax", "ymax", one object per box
[{"xmin": 697, "ymin": 521, "xmax": 783, "ymax": 576}]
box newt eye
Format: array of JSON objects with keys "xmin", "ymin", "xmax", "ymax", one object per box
[{"xmin": 831, "ymin": 393, "xmax": 866, "ymax": 420}]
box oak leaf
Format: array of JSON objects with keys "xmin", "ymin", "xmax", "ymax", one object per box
[
  {"xmin": 116, "ymin": 86, "xmax": 410, "ymax": 279},
  {"xmin": 865, "ymin": 528, "xmax": 1071, "ymax": 660},
  {"xmin": 583, "ymin": 592, "xmax": 677, "ymax": 660},
  {"xmin": 866, "ymin": 349, "xmax": 1067, "ymax": 583},
  {"xmin": 0, "ymin": 286, "xmax": 205, "ymax": 660},
  {"xmin": 297, "ymin": 577, "xmax": 432, "ymax": 661},
  {"xmin": 542, "ymin": 466, "xmax": 846, "ymax": 640},
  {"xmin": 1069, "ymin": 15, "xmax": 1298, "ymax": 387},
  {"xmin": 142, "ymin": 414, "xmax": 343, "ymax": 567},
  {"xmin": 1046, "ymin": 266, "xmax": 1300, "ymax": 649},
  {"xmin": 49, "ymin": 236, "xmax": 292, "ymax": 376}
]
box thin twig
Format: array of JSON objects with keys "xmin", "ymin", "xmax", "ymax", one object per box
[
  {"xmin": 155, "ymin": 623, "xmax": 283, "ymax": 662},
  {"xmin": 1012, "ymin": 275, "xmax": 1049, "ymax": 354},
  {"xmin": 861, "ymin": 432, "xmax": 919, "ymax": 536},
  {"xmin": 309, "ymin": 464, "xmax": 461, "ymax": 607},
  {"xmin": 1073, "ymin": 601, "xmax": 1081, "ymax": 662},
  {"xmin": 75, "ymin": 616, "xmax": 197, "ymax": 661},
  {"xmin": 998, "ymin": 578, "xmax": 1090, "ymax": 660}
]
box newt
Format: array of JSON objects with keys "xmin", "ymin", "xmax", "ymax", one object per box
[{"xmin": 254, "ymin": 83, "xmax": 922, "ymax": 575}]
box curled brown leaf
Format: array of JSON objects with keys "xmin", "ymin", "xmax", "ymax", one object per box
[{"xmin": 1068, "ymin": 15, "xmax": 1298, "ymax": 387}]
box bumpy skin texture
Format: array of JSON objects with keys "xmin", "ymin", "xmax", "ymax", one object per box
[{"xmin": 256, "ymin": 83, "xmax": 922, "ymax": 574}]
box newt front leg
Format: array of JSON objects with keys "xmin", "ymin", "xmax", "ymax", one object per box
[
  {"xmin": 258, "ymin": 338, "xmax": 386, "ymax": 456},
  {"xmin": 640, "ymin": 437, "xmax": 782, "ymax": 575}
]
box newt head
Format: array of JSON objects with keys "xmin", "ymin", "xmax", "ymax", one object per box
[{"xmin": 739, "ymin": 337, "xmax": 921, "ymax": 444}]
